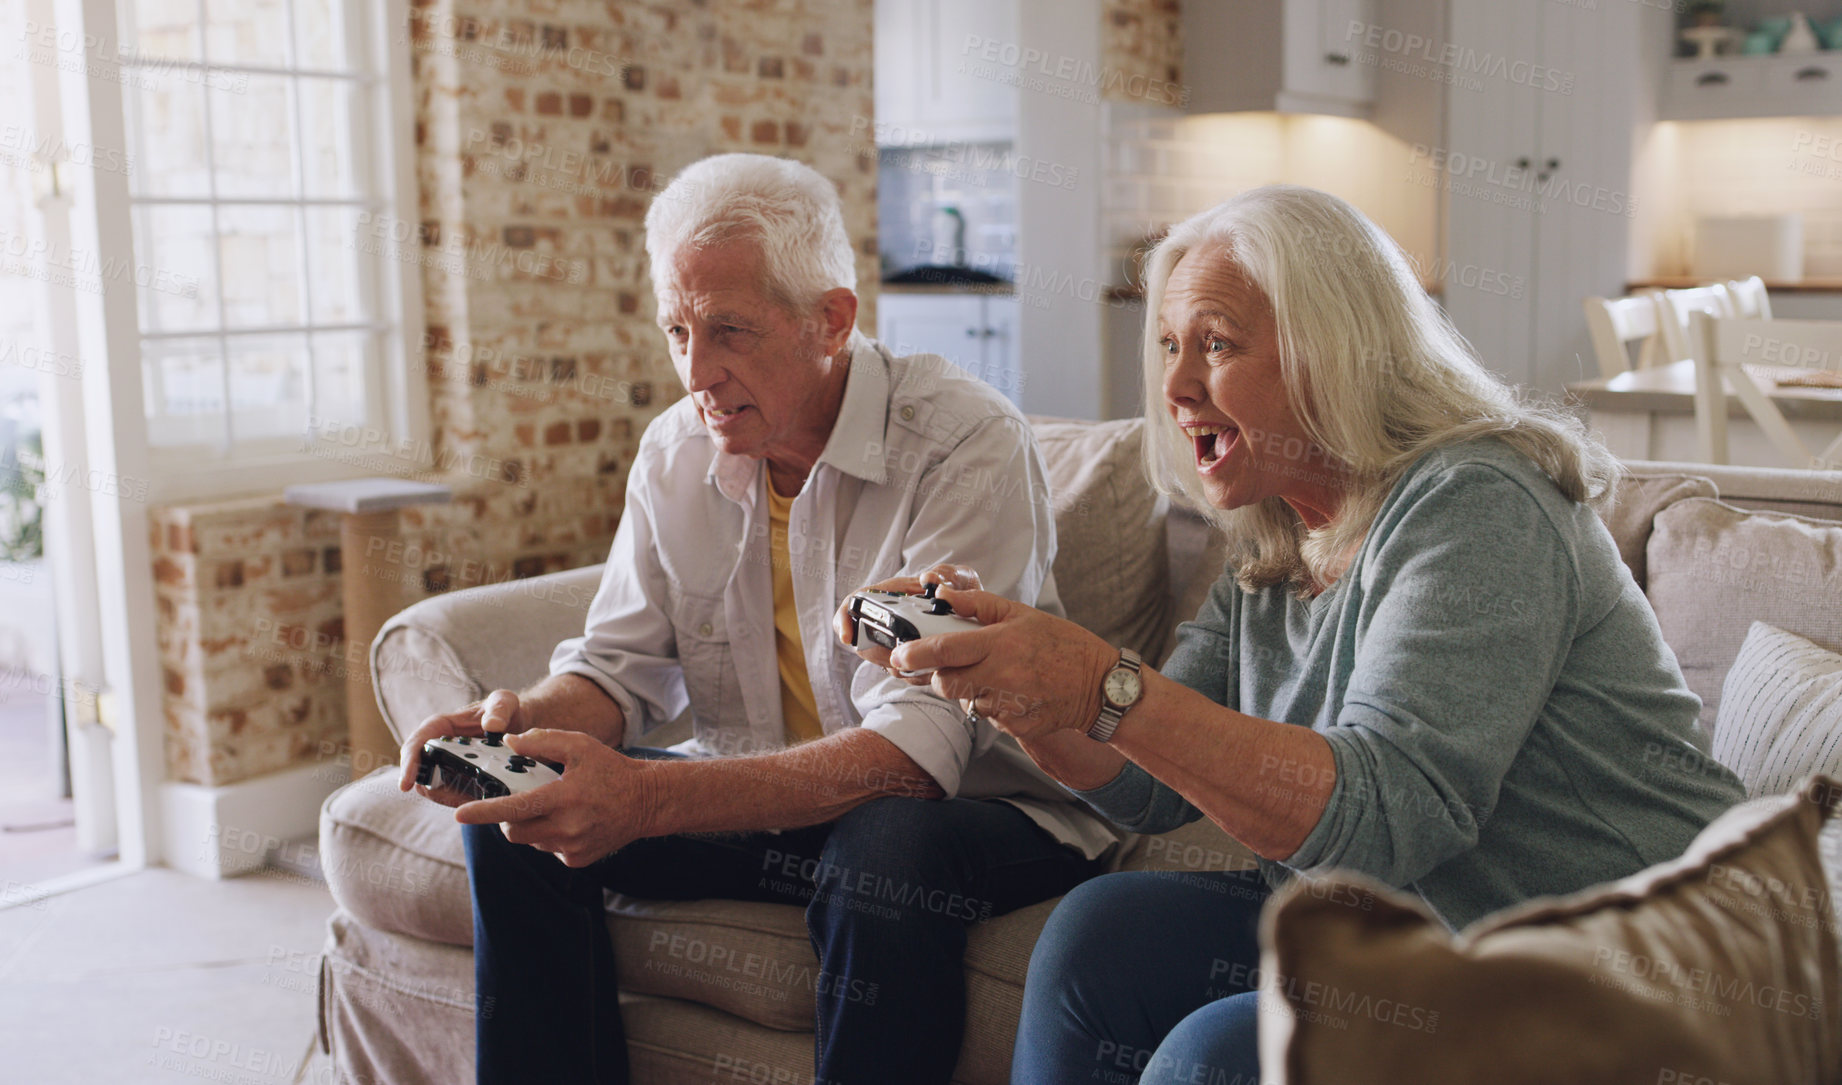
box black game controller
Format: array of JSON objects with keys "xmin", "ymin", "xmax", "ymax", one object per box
[{"xmin": 415, "ymin": 732, "xmax": 562, "ymax": 801}]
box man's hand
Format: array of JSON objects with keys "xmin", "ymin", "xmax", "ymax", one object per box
[
  {"xmin": 890, "ymin": 585, "xmax": 1115, "ymax": 743},
  {"xmin": 834, "ymin": 563, "xmax": 984, "ymax": 683},
  {"xmin": 398, "ymin": 689, "xmax": 531, "ymax": 806},
  {"xmin": 452, "ymin": 730, "xmax": 661, "ymax": 867}
]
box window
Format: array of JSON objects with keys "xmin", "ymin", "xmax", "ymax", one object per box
[{"xmin": 114, "ymin": 0, "xmax": 418, "ymax": 466}]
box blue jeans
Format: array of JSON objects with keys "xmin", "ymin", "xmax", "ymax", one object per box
[
  {"xmin": 463, "ymin": 749, "xmax": 1100, "ymax": 1085},
  {"xmin": 1011, "ymin": 869, "xmax": 1273, "ymax": 1085}
]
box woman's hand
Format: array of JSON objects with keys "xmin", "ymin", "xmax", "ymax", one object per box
[
  {"xmin": 834, "ymin": 563, "xmax": 985, "ymax": 685},
  {"xmin": 891, "ymin": 585, "xmax": 1117, "ymax": 743}
]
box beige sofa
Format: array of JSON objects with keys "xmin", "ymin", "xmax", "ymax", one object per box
[{"xmin": 314, "ymin": 420, "xmax": 1842, "ymax": 1084}]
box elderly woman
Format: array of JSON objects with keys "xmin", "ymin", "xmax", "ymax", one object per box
[{"xmin": 839, "ymin": 185, "xmax": 1744, "ymax": 1084}]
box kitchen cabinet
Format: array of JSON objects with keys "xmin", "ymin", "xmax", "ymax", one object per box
[
  {"xmin": 1182, "ymin": 0, "xmax": 1376, "ymax": 119},
  {"xmin": 1660, "ymin": 53, "xmax": 1842, "ymax": 120},
  {"xmin": 1439, "ymin": 0, "xmax": 1644, "ymax": 395},
  {"xmin": 873, "ymin": 0, "xmax": 1017, "ymax": 145},
  {"xmin": 876, "ymin": 292, "xmax": 1022, "ymax": 405}
]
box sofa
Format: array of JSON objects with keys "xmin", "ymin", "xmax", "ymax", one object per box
[{"xmin": 313, "ymin": 417, "xmax": 1842, "ymax": 1084}]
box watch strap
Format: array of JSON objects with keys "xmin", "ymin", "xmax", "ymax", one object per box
[{"xmin": 1087, "ymin": 648, "xmax": 1142, "ymax": 743}]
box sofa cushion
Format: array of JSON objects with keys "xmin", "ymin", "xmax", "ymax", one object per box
[
  {"xmin": 1715, "ymin": 622, "xmax": 1842, "ymax": 798},
  {"xmin": 320, "ymin": 769, "xmax": 474, "ymax": 947},
  {"xmin": 1645, "ymin": 498, "xmax": 1842, "ymax": 731},
  {"xmin": 608, "ymin": 893, "xmax": 1057, "ymax": 1031},
  {"xmin": 1258, "ymin": 777, "xmax": 1842, "ymax": 1085},
  {"xmin": 1028, "ymin": 417, "xmax": 1175, "ymax": 663},
  {"xmin": 1600, "ymin": 470, "xmax": 1716, "ymax": 588}
]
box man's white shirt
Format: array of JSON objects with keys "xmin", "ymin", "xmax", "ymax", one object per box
[{"xmin": 550, "ymin": 336, "xmax": 1122, "ymax": 859}]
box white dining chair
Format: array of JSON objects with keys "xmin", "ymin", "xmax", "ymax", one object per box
[
  {"xmin": 1654, "ymin": 284, "xmax": 1737, "ymax": 367},
  {"xmin": 1690, "ymin": 311, "xmax": 1842, "ymax": 467},
  {"xmin": 1725, "ymin": 276, "xmax": 1773, "ymax": 320},
  {"xmin": 1583, "ymin": 293, "xmax": 1663, "ymax": 377}
]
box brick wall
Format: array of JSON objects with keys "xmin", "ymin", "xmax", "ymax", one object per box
[
  {"xmin": 152, "ymin": 0, "xmax": 877, "ymax": 787},
  {"xmin": 1102, "ymin": 0, "xmax": 1183, "ymax": 104}
]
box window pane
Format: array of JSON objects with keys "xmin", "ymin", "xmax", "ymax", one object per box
[
  {"xmin": 209, "ymin": 75, "xmax": 297, "ymax": 198},
  {"xmin": 204, "ymin": 0, "xmax": 290, "ymax": 68},
  {"xmin": 294, "ymin": 0, "xmax": 352, "ymax": 72},
  {"xmin": 120, "ymin": 0, "xmax": 202, "ymax": 63},
  {"xmin": 142, "ymin": 337, "xmax": 225, "ymax": 447},
  {"xmin": 133, "ymin": 204, "xmax": 221, "ymax": 334},
  {"xmin": 125, "ymin": 75, "xmax": 210, "ymax": 198},
  {"xmin": 304, "ymin": 206, "xmax": 370, "ymax": 324},
  {"xmin": 218, "ymin": 205, "xmax": 303, "ymax": 328},
  {"xmin": 309, "ymin": 330, "xmax": 371, "ymax": 429},
  {"xmin": 299, "ymin": 77, "xmax": 363, "ymax": 198},
  {"xmin": 227, "ymin": 333, "xmax": 309, "ymax": 440}
]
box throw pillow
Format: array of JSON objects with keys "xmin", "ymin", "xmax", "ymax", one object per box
[
  {"xmin": 1598, "ymin": 471, "xmax": 1715, "ymax": 588},
  {"xmin": 1715, "ymin": 622, "xmax": 1842, "ymax": 799},
  {"xmin": 1258, "ymin": 776, "xmax": 1842, "ymax": 1085},
  {"xmin": 1027, "ymin": 417, "xmax": 1174, "ymax": 662},
  {"xmin": 1645, "ymin": 498, "xmax": 1842, "ymax": 730}
]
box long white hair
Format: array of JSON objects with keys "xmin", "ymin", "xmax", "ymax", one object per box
[
  {"xmin": 644, "ymin": 154, "xmax": 856, "ymax": 312},
  {"xmin": 1139, "ymin": 185, "xmax": 1618, "ymax": 593}
]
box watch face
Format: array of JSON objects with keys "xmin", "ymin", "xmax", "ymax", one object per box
[{"xmin": 1104, "ymin": 667, "xmax": 1142, "ymax": 708}]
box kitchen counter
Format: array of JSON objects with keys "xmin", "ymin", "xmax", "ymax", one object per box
[
  {"xmin": 879, "ymin": 281, "xmax": 1014, "ymax": 296},
  {"xmin": 1628, "ymin": 277, "xmax": 1842, "ymax": 293}
]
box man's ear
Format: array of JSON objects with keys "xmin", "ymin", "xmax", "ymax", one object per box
[{"xmin": 816, "ymin": 287, "xmax": 858, "ymax": 355}]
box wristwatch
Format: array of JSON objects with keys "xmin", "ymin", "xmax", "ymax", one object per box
[{"xmin": 1087, "ymin": 648, "xmax": 1143, "ymax": 743}]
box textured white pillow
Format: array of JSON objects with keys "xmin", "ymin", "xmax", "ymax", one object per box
[{"xmin": 1714, "ymin": 621, "xmax": 1842, "ymax": 797}]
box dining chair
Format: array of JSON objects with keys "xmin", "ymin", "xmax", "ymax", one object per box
[
  {"xmin": 1690, "ymin": 311, "xmax": 1842, "ymax": 467},
  {"xmin": 1583, "ymin": 292, "xmax": 1663, "ymax": 377},
  {"xmin": 1654, "ymin": 284, "xmax": 1736, "ymax": 367},
  {"xmin": 1724, "ymin": 275, "xmax": 1773, "ymax": 320}
]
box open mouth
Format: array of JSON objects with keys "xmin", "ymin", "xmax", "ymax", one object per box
[
  {"xmin": 1186, "ymin": 424, "xmax": 1238, "ymax": 469},
  {"xmin": 705, "ymin": 404, "xmax": 751, "ymax": 421}
]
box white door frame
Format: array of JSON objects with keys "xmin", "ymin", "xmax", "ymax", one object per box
[
  {"xmin": 47, "ymin": 0, "xmax": 169, "ymax": 868},
  {"xmin": 19, "ymin": 0, "xmax": 117, "ymax": 861}
]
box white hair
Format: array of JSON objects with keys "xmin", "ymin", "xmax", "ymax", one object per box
[
  {"xmin": 1139, "ymin": 184, "xmax": 1619, "ymax": 594},
  {"xmin": 644, "ymin": 153, "xmax": 857, "ymax": 311}
]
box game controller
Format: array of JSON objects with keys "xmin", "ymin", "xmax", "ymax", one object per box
[
  {"xmin": 415, "ymin": 732, "xmax": 562, "ymax": 800},
  {"xmin": 847, "ymin": 581, "xmax": 981, "ymax": 677}
]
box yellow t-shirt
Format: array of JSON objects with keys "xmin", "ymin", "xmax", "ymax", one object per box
[{"xmin": 766, "ymin": 482, "xmax": 824, "ymax": 745}]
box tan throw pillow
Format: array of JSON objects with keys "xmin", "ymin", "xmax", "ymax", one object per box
[
  {"xmin": 1645, "ymin": 498, "xmax": 1842, "ymax": 731},
  {"xmin": 1258, "ymin": 777, "xmax": 1842, "ymax": 1085},
  {"xmin": 1716, "ymin": 622, "xmax": 1842, "ymax": 799},
  {"xmin": 1598, "ymin": 471, "xmax": 1716, "ymax": 588},
  {"xmin": 1027, "ymin": 417, "xmax": 1173, "ymax": 662}
]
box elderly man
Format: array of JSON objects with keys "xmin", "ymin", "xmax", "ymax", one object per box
[{"xmin": 397, "ymin": 153, "xmax": 1118, "ymax": 1085}]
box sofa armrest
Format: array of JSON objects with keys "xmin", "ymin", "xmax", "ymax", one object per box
[{"xmin": 369, "ymin": 565, "xmax": 604, "ymax": 744}]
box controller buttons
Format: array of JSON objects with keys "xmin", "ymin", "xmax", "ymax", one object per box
[
  {"xmin": 929, "ymin": 598, "xmax": 954, "ymax": 615},
  {"xmin": 482, "ymin": 731, "xmax": 504, "ymax": 747},
  {"xmin": 921, "ymin": 582, "xmax": 939, "ymax": 599}
]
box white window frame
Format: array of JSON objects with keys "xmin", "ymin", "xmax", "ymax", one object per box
[
  {"xmin": 108, "ymin": 0, "xmax": 428, "ymax": 505},
  {"xmin": 45, "ymin": 0, "xmax": 424, "ymax": 872}
]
